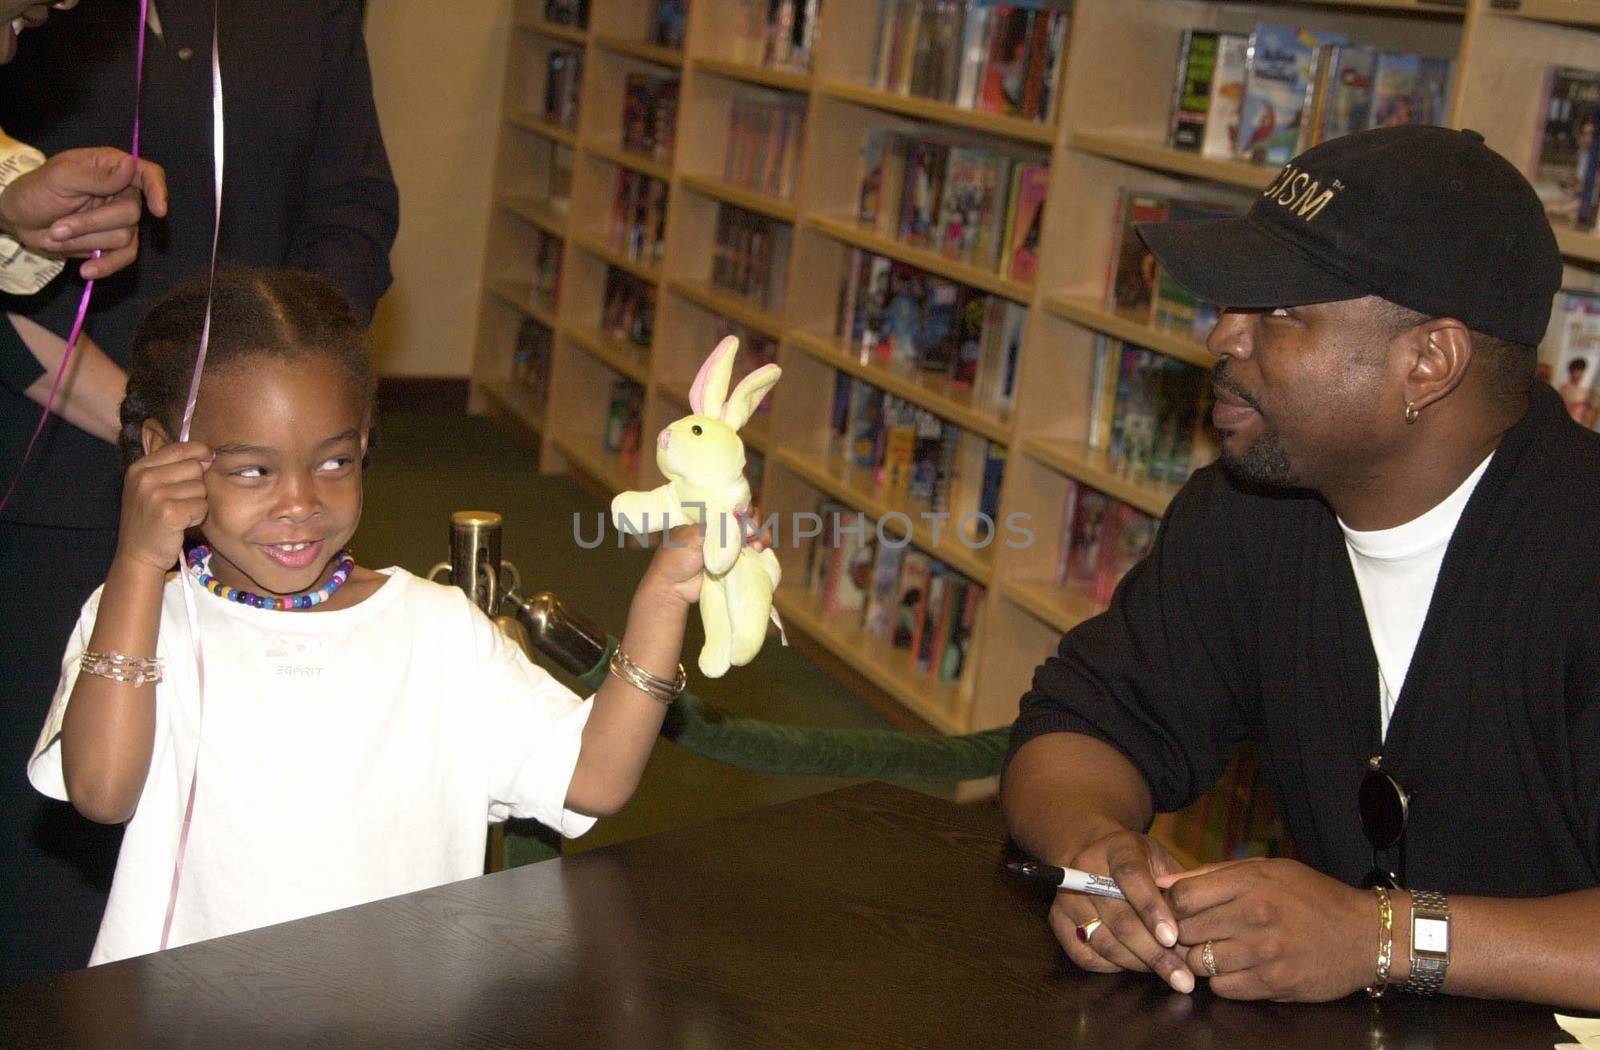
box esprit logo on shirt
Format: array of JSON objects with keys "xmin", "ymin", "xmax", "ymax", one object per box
[{"xmin": 1261, "ymin": 165, "xmax": 1344, "ymax": 221}]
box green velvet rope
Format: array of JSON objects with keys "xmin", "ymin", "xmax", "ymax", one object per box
[{"xmin": 579, "ymin": 638, "xmax": 1008, "ymax": 783}]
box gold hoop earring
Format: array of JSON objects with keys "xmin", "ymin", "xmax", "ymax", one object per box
[{"xmin": 1404, "ymin": 401, "xmax": 1420, "ymax": 424}]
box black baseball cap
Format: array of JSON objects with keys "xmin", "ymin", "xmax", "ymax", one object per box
[{"xmin": 1136, "ymin": 125, "xmax": 1564, "ymax": 346}]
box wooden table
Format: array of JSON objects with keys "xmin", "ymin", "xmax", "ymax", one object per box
[{"xmin": 0, "ymin": 782, "xmax": 1567, "ymax": 1049}]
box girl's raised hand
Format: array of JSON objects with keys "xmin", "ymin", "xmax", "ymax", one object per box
[
  {"xmin": 639, "ymin": 510, "xmax": 772, "ymax": 610},
  {"xmin": 117, "ymin": 440, "xmax": 210, "ymax": 573}
]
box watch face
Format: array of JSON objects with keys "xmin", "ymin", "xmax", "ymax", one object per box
[{"xmin": 1415, "ymin": 916, "xmax": 1449, "ymax": 954}]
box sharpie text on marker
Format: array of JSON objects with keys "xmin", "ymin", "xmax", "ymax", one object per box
[{"xmin": 1006, "ymin": 860, "xmax": 1129, "ymax": 902}]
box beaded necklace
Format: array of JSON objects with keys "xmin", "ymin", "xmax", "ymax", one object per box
[{"xmin": 185, "ymin": 544, "xmax": 355, "ymax": 610}]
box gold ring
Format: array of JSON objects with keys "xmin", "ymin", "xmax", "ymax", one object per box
[
  {"xmin": 1076, "ymin": 918, "xmax": 1102, "ymax": 943},
  {"xmin": 1202, "ymin": 939, "xmax": 1219, "ymax": 978}
]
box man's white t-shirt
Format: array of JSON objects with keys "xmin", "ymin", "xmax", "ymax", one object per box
[
  {"xmin": 1339, "ymin": 454, "xmax": 1493, "ymax": 740},
  {"xmin": 29, "ymin": 567, "xmax": 596, "ymax": 966}
]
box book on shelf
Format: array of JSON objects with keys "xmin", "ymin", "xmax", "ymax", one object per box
[
  {"xmin": 1089, "ymin": 337, "xmax": 1216, "ymax": 486},
  {"xmin": 622, "ymin": 73, "xmax": 681, "ymax": 160},
  {"xmin": 1539, "ymin": 288, "xmax": 1600, "ymax": 427},
  {"xmin": 710, "ymin": 202, "xmax": 792, "ymax": 312},
  {"xmin": 1532, "ymin": 67, "xmax": 1600, "ymax": 232},
  {"xmin": 1167, "ymin": 30, "xmax": 1250, "ymax": 157},
  {"xmin": 601, "ymin": 267, "xmax": 656, "ymax": 350},
  {"xmin": 1103, "ymin": 187, "xmax": 1240, "ymax": 335},
  {"xmin": 651, "ymin": 0, "xmax": 687, "ymax": 50},
  {"xmin": 835, "ymin": 246, "xmax": 1029, "ymax": 418},
  {"xmin": 1001, "ymin": 161, "xmax": 1047, "ymax": 284},
  {"xmin": 532, "ymin": 227, "xmax": 563, "ymax": 304},
  {"xmin": 729, "ymin": 0, "xmax": 820, "ymax": 72},
  {"xmin": 546, "ymin": 143, "xmax": 576, "ymax": 215},
  {"xmin": 1168, "ymin": 30, "xmax": 1222, "ymax": 153},
  {"xmin": 1368, "ymin": 51, "xmax": 1450, "ymax": 131},
  {"xmin": 1304, "ymin": 44, "xmax": 1376, "ymax": 151},
  {"xmin": 1236, "ymin": 25, "xmax": 1346, "ymax": 166},
  {"xmin": 603, "ymin": 379, "xmax": 646, "ymax": 475},
  {"xmin": 856, "ymin": 129, "xmax": 1049, "ymax": 280},
  {"xmin": 872, "ymin": 0, "xmax": 1069, "ymax": 123},
  {"xmin": 543, "ymin": 0, "xmax": 587, "ymax": 28},
  {"xmin": 1171, "ymin": 22, "xmax": 1456, "ymax": 164},
  {"xmin": 804, "ymin": 517, "xmax": 985, "ymax": 685},
  {"xmin": 724, "ymin": 93, "xmax": 806, "ymax": 200},
  {"xmin": 544, "ymin": 48, "xmax": 583, "ymax": 129},
  {"xmin": 609, "ymin": 170, "xmax": 670, "ymax": 262},
  {"xmin": 1054, "ymin": 480, "xmax": 1159, "ymax": 613},
  {"xmin": 511, "ymin": 318, "xmax": 555, "ymax": 407}
]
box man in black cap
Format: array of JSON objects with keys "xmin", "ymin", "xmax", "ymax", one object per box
[{"xmin": 1001, "ymin": 125, "xmax": 1600, "ymax": 1007}]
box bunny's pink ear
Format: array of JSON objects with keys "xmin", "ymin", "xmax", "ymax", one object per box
[{"xmin": 689, "ymin": 336, "xmax": 740, "ymax": 418}]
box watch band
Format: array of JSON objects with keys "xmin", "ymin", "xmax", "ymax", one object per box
[{"xmin": 1401, "ymin": 889, "xmax": 1450, "ymax": 995}]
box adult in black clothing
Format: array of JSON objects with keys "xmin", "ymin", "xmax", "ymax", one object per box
[
  {"xmin": 0, "ymin": 0, "xmax": 397, "ymax": 986},
  {"xmin": 1002, "ymin": 126, "xmax": 1600, "ymax": 1008}
]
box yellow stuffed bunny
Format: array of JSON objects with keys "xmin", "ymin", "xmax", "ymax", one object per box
[{"xmin": 610, "ymin": 336, "xmax": 782, "ymax": 677}]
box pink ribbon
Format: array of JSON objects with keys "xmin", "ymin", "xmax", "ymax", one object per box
[
  {"xmin": 161, "ymin": 0, "xmax": 224, "ymax": 952},
  {"xmin": 0, "ymin": 0, "xmax": 152, "ymax": 517}
]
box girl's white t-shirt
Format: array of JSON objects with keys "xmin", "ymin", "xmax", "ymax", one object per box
[{"xmin": 29, "ymin": 567, "xmax": 596, "ymax": 966}]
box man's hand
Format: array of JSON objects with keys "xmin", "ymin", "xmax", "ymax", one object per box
[
  {"xmin": 0, "ymin": 1, "xmax": 76, "ymax": 63},
  {"xmin": 0, "ymin": 148, "xmax": 168, "ymax": 280},
  {"xmin": 1053, "ymin": 829, "xmax": 1196, "ymax": 993},
  {"xmin": 1159, "ymin": 858, "xmax": 1378, "ymax": 1002}
]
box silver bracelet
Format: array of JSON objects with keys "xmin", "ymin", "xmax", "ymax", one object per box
[
  {"xmin": 79, "ymin": 650, "xmax": 163, "ymax": 687},
  {"xmin": 607, "ymin": 647, "xmax": 685, "ymax": 705}
]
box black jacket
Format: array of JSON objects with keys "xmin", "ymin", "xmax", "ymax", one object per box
[
  {"xmin": 0, "ymin": 0, "xmax": 398, "ymax": 527},
  {"xmin": 1009, "ymin": 383, "xmax": 1600, "ymax": 898}
]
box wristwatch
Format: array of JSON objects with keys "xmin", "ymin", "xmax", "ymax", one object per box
[{"xmin": 1402, "ymin": 889, "xmax": 1450, "ymax": 995}]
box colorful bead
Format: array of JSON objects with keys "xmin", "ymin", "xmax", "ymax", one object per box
[{"xmin": 185, "ymin": 544, "xmax": 355, "ymax": 612}]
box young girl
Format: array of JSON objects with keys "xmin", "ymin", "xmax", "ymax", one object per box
[{"xmin": 27, "ymin": 269, "xmax": 705, "ymax": 966}]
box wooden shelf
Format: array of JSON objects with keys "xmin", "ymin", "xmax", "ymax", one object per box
[
  {"xmin": 999, "ymin": 576, "xmax": 1097, "ymax": 638},
  {"xmin": 1069, "ymin": 130, "xmax": 1278, "ymax": 191},
  {"xmin": 564, "ymin": 324, "xmax": 651, "ymax": 384},
  {"xmin": 1554, "ymin": 222, "xmax": 1600, "ymax": 264},
  {"xmin": 693, "ymin": 56, "xmax": 812, "ymax": 93},
  {"xmin": 477, "ymin": 0, "xmax": 1519, "ymax": 773},
  {"xmin": 569, "ymin": 231, "xmax": 663, "ymax": 284},
  {"xmin": 1281, "ymin": 0, "xmax": 1463, "ymax": 11},
  {"xmin": 506, "ymin": 111, "xmax": 577, "ymax": 147},
  {"xmin": 552, "ymin": 433, "xmax": 638, "ymax": 495},
  {"xmin": 789, "ymin": 329, "xmax": 1012, "ymax": 444},
  {"xmin": 821, "ymin": 81, "xmax": 1058, "ymax": 147},
  {"xmin": 498, "ymin": 195, "xmax": 568, "ymax": 239},
  {"xmin": 513, "ymin": 17, "xmax": 587, "ymax": 46},
  {"xmin": 668, "ymin": 278, "xmax": 785, "ymax": 336},
  {"xmin": 486, "ymin": 277, "xmax": 559, "ymax": 330},
  {"xmin": 478, "ymin": 377, "xmax": 546, "ymax": 436},
  {"xmin": 774, "ymin": 587, "xmax": 967, "ymax": 735},
  {"xmin": 1021, "ymin": 436, "xmax": 1184, "ymax": 519},
  {"xmin": 679, "ymin": 172, "xmax": 798, "ymax": 224},
  {"xmin": 592, "ymin": 34, "xmax": 684, "ymax": 68},
  {"xmin": 583, "ymin": 137, "xmax": 675, "ymax": 182},
  {"xmin": 1489, "ymin": 0, "xmax": 1600, "ymax": 29},
  {"xmin": 1041, "ymin": 295, "xmax": 1215, "ymax": 370},
  {"xmin": 772, "ymin": 448, "xmax": 994, "ymax": 585},
  {"xmin": 807, "ymin": 213, "xmax": 1034, "ymax": 304}
]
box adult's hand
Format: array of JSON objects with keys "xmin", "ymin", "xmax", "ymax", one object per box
[
  {"xmin": 1159, "ymin": 857, "xmax": 1378, "ymax": 1002},
  {"xmin": 0, "ymin": 148, "xmax": 168, "ymax": 280},
  {"xmin": 0, "ymin": 1, "xmax": 76, "ymax": 63},
  {"xmin": 1052, "ymin": 828, "xmax": 1196, "ymax": 993}
]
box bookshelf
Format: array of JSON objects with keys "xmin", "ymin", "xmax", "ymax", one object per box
[{"xmin": 471, "ymin": 0, "xmax": 1599, "ymax": 846}]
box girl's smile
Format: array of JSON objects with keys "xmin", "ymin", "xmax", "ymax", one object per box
[{"xmin": 157, "ymin": 354, "xmax": 369, "ymax": 599}]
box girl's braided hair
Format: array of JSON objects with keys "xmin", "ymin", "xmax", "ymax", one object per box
[{"xmin": 119, "ymin": 268, "xmax": 375, "ymax": 468}]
